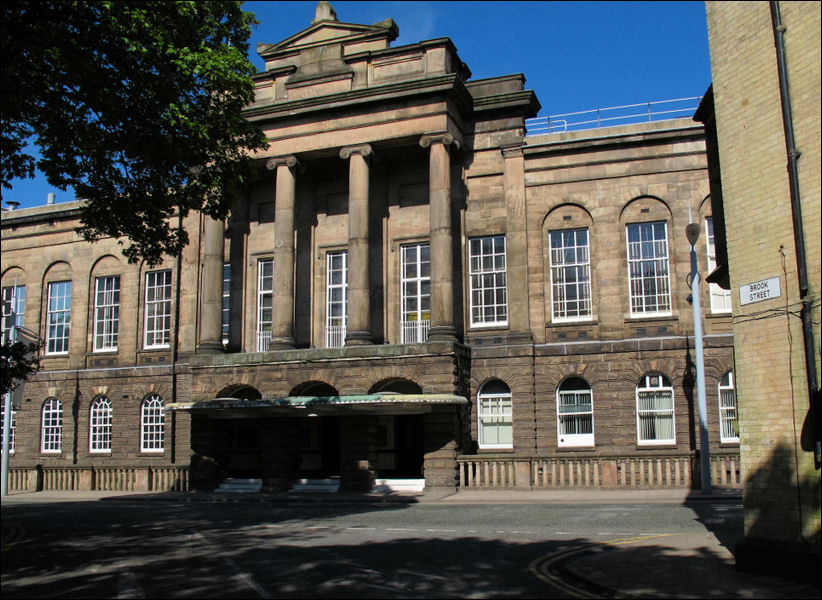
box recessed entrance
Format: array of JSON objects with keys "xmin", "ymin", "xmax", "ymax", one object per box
[
  {"xmin": 298, "ymin": 416, "xmax": 341, "ymax": 477},
  {"xmin": 377, "ymin": 414, "xmax": 424, "ymax": 478}
]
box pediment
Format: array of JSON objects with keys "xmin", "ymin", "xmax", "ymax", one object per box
[{"xmin": 258, "ymin": 19, "xmax": 398, "ymax": 60}]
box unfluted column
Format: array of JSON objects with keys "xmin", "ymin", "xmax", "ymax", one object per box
[
  {"xmin": 197, "ymin": 215, "xmax": 225, "ymax": 353},
  {"xmin": 266, "ymin": 155, "xmax": 299, "ymax": 349},
  {"xmin": 340, "ymin": 144, "xmax": 373, "ymax": 345},
  {"xmin": 421, "ymin": 133, "xmax": 459, "ymax": 341}
]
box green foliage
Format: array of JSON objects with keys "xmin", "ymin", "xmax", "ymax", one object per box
[
  {"xmin": 0, "ymin": 340, "xmax": 39, "ymax": 397},
  {"xmin": 1, "ymin": 1, "xmax": 267, "ymax": 265}
]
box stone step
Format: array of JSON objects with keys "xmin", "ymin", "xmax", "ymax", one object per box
[
  {"xmin": 373, "ymin": 478, "xmax": 426, "ymax": 492},
  {"xmin": 214, "ymin": 478, "xmax": 263, "ymax": 493},
  {"xmin": 290, "ymin": 478, "xmax": 340, "ymax": 493}
]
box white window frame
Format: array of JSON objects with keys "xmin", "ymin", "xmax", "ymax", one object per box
[
  {"xmin": 626, "ymin": 222, "xmax": 672, "ymax": 317},
  {"xmin": 89, "ymin": 396, "xmax": 112, "ymax": 453},
  {"xmin": 46, "ymin": 280, "xmax": 72, "ymax": 355},
  {"xmin": 705, "ymin": 217, "xmax": 732, "ymax": 314},
  {"xmin": 222, "ymin": 263, "xmax": 231, "ymax": 346},
  {"xmin": 41, "ymin": 397, "xmax": 63, "ymax": 453},
  {"xmin": 325, "ymin": 250, "xmax": 348, "ymax": 348},
  {"xmin": 93, "ymin": 275, "xmax": 120, "ymax": 352},
  {"xmin": 477, "ymin": 380, "xmax": 513, "ymax": 449},
  {"xmin": 256, "ymin": 258, "xmax": 273, "ymax": 352},
  {"xmin": 1, "ymin": 408, "xmax": 15, "ymax": 454},
  {"xmin": 400, "ymin": 242, "xmax": 431, "ymax": 343},
  {"xmin": 2, "ymin": 284, "xmax": 26, "ymax": 342},
  {"xmin": 556, "ymin": 378, "xmax": 594, "ymax": 447},
  {"xmin": 549, "ymin": 228, "xmax": 593, "ymax": 322},
  {"xmin": 469, "ymin": 235, "xmax": 508, "ymax": 327},
  {"xmin": 144, "ymin": 270, "xmax": 172, "ymax": 349},
  {"xmin": 718, "ymin": 371, "xmax": 739, "ymax": 443},
  {"xmin": 636, "ymin": 374, "xmax": 676, "ymax": 445},
  {"xmin": 140, "ymin": 394, "xmax": 165, "ymax": 453}
]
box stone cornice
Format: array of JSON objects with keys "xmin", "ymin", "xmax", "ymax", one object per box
[{"xmin": 244, "ymin": 74, "xmax": 472, "ymax": 122}]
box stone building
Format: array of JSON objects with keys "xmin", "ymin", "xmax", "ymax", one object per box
[
  {"xmin": 1, "ymin": 3, "xmax": 738, "ymax": 494},
  {"xmin": 696, "ymin": 0, "xmax": 820, "ymax": 581}
]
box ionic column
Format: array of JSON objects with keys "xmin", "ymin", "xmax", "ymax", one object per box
[
  {"xmin": 266, "ymin": 155, "xmax": 299, "ymax": 349},
  {"xmin": 197, "ymin": 214, "xmax": 225, "ymax": 353},
  {"xmin": 340, "ymin": 144, "xmax": 373, "ymax": 345},
  {"xmin": 420, "ymin": 133, "xmax": 460, "ymax": 342}
]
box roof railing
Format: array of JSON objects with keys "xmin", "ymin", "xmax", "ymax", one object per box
[{"xmin": 525, "ymin": 96, "xmax": 702, "ymax": 136}]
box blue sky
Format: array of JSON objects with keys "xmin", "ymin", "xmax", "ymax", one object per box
[{"xmin": 5, "ymin": 1, "xmax": 711, "ymax": 209}]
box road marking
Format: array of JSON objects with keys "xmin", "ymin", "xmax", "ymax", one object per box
[
  {"xmin": 529, "ymin": 534, "xmax": 678, "ymax": 599},
  {"xmin": 191, "ymin": 530, "xmax": 272, "ymax": 599}
]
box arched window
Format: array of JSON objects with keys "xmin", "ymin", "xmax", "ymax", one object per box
[
  {"xmin": 556, "ymin": 378, "xmax": 594, "ymax": 447},
  {"xmin": 636, "ymin": 374, "xmax": 675, "ymax": 445},
  {"xmin": 89, "ymin": 396, "xmax": 112, "ymax": 453},
  {"xmin": 140, "ymin": 394, "xmax": 165, "ymax": 453},
  {"xmin": 477, "ymin": 380, "xmax": 512, "ymax": 449},
  {"xmin": 41, "ymin": 397, "xmax": 63, "ymax": 453},
  {"xmin": 718, "ymin": 371, "xmax": 738, "ymax": 443}
]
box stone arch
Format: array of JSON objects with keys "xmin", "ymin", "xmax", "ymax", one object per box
[
  {"xmin": 1, "ymin": 265, "xmax": 26, "ymax": 285},
  {"xmin": 290, "ymin": 380, "xmax": 339, "ymax": 396},
  {"xmin": 216, "ymin": 384, "xmax": 262, "ymax": 400},
  {"xmin": 42, "ymin": 260, "xmax": 72, "ymax": 284},
  {"xmin": 618, "ymin": 195, "xmax": 672, "ymax": 223},
  {"xmin": 542, "ymin": 202, "xmax": 594, "ymax": 231},
  {"xmin": 369, "ymin": 378, "xmax": 422, "ymax": 394}
]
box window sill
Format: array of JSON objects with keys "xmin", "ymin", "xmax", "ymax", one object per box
[
  {"xmin": 636, "ymin": 443, "xmax": 677, "ymax": 449},
  {"xmin": 549, "ymin": 318, "xmax": 598, "ymax": 327},
  {"xmin": 624, "ymin": 314, "xmax": 677, "ymax": 323}
]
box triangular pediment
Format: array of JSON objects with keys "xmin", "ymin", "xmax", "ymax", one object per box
[{"xmin": 258, "ymin": 19, "xmax": 398, "ymax": 60}]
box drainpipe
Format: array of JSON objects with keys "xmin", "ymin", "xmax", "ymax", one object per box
[{"xmin": 770, "ymin": 1, "xmax": 821, "ymax": 468}]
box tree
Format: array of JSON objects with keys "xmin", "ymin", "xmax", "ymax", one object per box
[
  {"xmin": 1, "ymin": 1, "xmax": 268, "ymax": 266},
  {"xmin": 0, "ymin": 339, "xmax": 39, "ymax": 397}
]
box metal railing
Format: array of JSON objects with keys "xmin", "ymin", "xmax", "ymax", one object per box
[
  {"xmin": 401, "ymin": 319, "xmax": 430, "ymax": 344},
  {"xmin": 256, "ymin": 330, "xmax": 272, "ymax": 352},
  {"xmin": 525, "ymin": 97, "xmax": 701, "ymax": 136},
  {"xmin": 325, "ymin": 325, "xmax": 346, "ymax": 348}
]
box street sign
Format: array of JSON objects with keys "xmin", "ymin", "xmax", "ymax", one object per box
[{"xmin": 739, "ymin": 276, "xmax": 781, "ymax": 306}]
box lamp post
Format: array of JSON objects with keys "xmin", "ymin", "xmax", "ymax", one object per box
[{"xmin": 686, "ymin": 220, "xmax": 712, "ymax": 494}]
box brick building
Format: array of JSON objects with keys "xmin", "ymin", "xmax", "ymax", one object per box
[
  {"xmin": 697, "ymin": 0, "xmax": 820, "ymax": 581},
  {"xmin": 1, "ymin": 3, "xmax": 738, "ymax": 494}
]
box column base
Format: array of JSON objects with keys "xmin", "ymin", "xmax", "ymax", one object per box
[
  {"xmin": 345, "ymin": 330, "xmax": 373, "ymax": 345},
  {"xmin": 268, "ymin": 337, "xmax": 295, "ymax": 350},
  {"xmin": 196, "ymin": 341, "xmax": 224, "ymax": 354},
  {"xmin": 428, "ymin": 325, "xmax": 458, "ymax": 342}
]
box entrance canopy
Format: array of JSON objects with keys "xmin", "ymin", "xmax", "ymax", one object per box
[{"xmin": 167, "ymin": 393, "xmax": 468, "ymax": 417}]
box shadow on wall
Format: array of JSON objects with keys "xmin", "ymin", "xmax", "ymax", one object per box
[{"xmin": 736, "ymin": 440, "xmax": 821, "ymax": 585}]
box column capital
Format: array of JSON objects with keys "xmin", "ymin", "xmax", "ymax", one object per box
[
  {"xmin": 420, "ymin": 133, "xmax": 461, "ymax": 151},
  {"xmin": 266, "ymin": 155, "xmax": 299, "ymax": 170},
  {"xmin": 339, "ymin": 144, "xmax": 373, "ymax": 160}
]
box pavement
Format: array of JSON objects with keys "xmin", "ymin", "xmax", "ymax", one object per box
[{"xmin": 2, "ymin": 487, "xmax": 820, "ymax": 599}]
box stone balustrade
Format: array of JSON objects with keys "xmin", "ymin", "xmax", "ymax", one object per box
[{"xmin": 457, "ymin": 452, "xmax": 740, "ymax": 489}]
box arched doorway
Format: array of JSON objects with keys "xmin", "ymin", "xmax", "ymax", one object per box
[
  {"xmin": 217, "ymin": 385, "xmax": 263, "ymax": 478},
  {"xmin": 369, "ymin": 379, "xmax": 425, "ymax": 478},
  {"xmin": 290, "ymin": 381, "xmax": 341, "ymax": 478}
]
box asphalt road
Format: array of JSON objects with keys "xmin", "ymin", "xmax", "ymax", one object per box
[{"xmin": 1, "ymin": 495, "xmax": 743, "ymax": 598}]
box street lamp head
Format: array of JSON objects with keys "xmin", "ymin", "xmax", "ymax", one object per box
[{"xmin": 685, "ymin": 222, "xmax": 701, "ymax": 247}]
